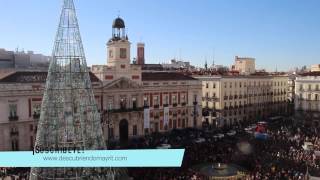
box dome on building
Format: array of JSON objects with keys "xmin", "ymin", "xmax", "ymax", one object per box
[{"xmin": 112, "ymin": 17, "xmax": 125, "ymax": 29}]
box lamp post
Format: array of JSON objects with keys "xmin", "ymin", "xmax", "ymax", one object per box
[{"xmin": 192, "ymin": 96, "xmax": 199, "ymax": 128}]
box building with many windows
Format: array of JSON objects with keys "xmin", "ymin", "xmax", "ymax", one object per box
[
  {"xmin": 195, "ymin": 75, "xmax": 289, "ymax": 127},
  {"xmin": 0, "ymin": 17, "xmax": 202, "ymax": 151},
  {"xmin": 295, "ymin": 72, "xmax": 320, "ymax": 128}
]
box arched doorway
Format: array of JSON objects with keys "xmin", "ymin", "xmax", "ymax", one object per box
[{"xmin": 119, "ymin": 119, "xmax": 129, "ymax": 143}]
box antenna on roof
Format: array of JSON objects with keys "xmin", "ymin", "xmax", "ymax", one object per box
[{"xmin": 212, "ymin": 48, "xmax": 215, "ymax": 67}]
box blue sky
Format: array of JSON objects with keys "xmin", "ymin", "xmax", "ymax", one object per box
[{"xmin": 0, "ymin": 0, "xmax": 319, "ymax": 71}]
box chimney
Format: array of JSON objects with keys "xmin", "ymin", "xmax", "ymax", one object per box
[{"xmin": 137, "ymin": 43, "xmax": 145, "ymax": 65}]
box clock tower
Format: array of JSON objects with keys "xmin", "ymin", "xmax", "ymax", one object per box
[{"xmin": 107, "ymin": 17, "xmax": 131, "ymax": 71}]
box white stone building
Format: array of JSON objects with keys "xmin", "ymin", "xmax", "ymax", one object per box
[
  {"xmin": 195, "ymin": 75, "xmax": 289, "ymax": 127},
  {"xmin": 295, "ymin": 72, "xmax": 320, "ymax": 127}
]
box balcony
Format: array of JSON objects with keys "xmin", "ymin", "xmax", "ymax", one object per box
[
  {"xmin": 224, "ymin": 96, "xmax": 228, "ymax": 100},
  {"xmin": 8, "ymin": 116, "xmax": 19, "ymax": 121},
  {"xmin": 107, "ymin": 107, "xmax": 144, "ymax": 113},
  {"xmin": 212, "ymin": 97, "xmax": 219, "ymax": 101},
  {"xmin": 202, "ymin": 110, "xmax": 209, "ymax": 116},
  {"xmin": 172, "ymin": 103, "xmax": 178, "ymax": 107},
  {"xmin": 181, "ymin": 102, "xmax": 187, "ymax": 106},
  {"xmin": 33, "ymin": 113, "xmax": 40, "ymax": 119},
  {"xmin": 153, "ymin": 104, "xmax": 160, "ymax": 109},
  {"xmin": 163, "ymin": 104, "xmax": 169, "ymax": 107},
  {"xmin": 10, "ymin": 131, "xmax": 19, "ymax": 136}
]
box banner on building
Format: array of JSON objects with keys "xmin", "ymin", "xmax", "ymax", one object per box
[
  {"xmin": 144, "ymin": 108, "xmax": 150, "ymax": 129},
  {"xmin": 164, "ymin": 107, "xmax": 169, "ymax": 126}
]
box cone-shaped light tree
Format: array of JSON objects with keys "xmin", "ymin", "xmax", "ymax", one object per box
[{"xmin": 30, "ymin": 0, "xmax": 126, "ymax": 179}]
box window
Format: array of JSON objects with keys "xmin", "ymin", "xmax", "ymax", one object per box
[
  {"xmin": 108, "ymin": 97, "xmax": 114, "ymax": 110},
  {"xmin": 213, "ymin": 83, "xmax": 216, "ymax": 88},
  {"xmin": 120, "ymin": 48, "xmax": 127, "ymax": 58},
  {"xmin": 172, "ymin": 95, "xmax": 177, "ymax": 104},
  {"xmin": 144, "ymin": 97, "xmax": 149, "ymax": 107},
  {"xmin": 308, "ymin": 94, "xmax": 311, "ymax": 100},
  {"xmin": 133, "ymin": 125, "xmax": 138, "ymax": 136},
  {"xmin": 164, "ymin": 95, "xmax": 169, "ymax": 105},
  {"xmin": 206, "ymin": 83, "xmax": 209, "ymax": 88},
  {"xmin": 181, "ymin": 94, "xmax": 186, "ymax": 103},
  {"xmin": 316, "ymin": 85, "xmax": 319, "ymax": 91},
  {"xmin": 9, "ymin": 104, "xmax": 17, "ymax": 117},
  {"xmin": 109, "ymin": 50, "xmax": 113, "ymax": 58},
  {"xmin": 132, "ymin": 97, "xmax": 137, "ymax": 109},
  {"xmin": 11, "ymin": 139, "xmax": 19, "ymax": 151},
  {"xmin": 154, "ymin": 96, "xmax": 159, "ymax": 106},
  {"xmin": 120, "ymin": 97, "xmax": 126, "ymax": 109},
  {"xmin": 32, "ymin": 104, "xmax": 41, "ymax": 117},
  {"xmin": 316, "ymin": 94, "xmax": 319, "ymax": 101},
  {"xmin": 109, "ymin": 128, "xmax": 114, "ymax": 139},
  {"xmin": 193, "ymin": 95, "xmax": 197, "ymax": 102},
  {"xmin": 309, "ymin": 84, "xmax": 312, "ymax": 90}
]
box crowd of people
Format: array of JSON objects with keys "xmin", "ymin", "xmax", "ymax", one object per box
[
  {"xmin": 126, "ymin": 117, "xmax": 320, "ymax": 179},
  {"xmin": 0, "ymin": 168, "xmax": 29, "ymax": 179},
  {"xmin": 1, "ymin": 117, "xmax": 319, "ymax": 180}
]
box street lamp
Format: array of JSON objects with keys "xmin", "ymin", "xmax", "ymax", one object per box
[{"xmin": 192, "ymin": 95, "xmax": 199, "ymax": 128}]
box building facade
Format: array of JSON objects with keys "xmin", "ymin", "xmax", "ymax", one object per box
[
  {"xmin": 196, "ymin": 75, "xmax": 289, "ymax": 127},
  {"xmin": 295, "ymin": 72, "xmax": 320, "ymax": 128},
  {"xmin": 311, "ymin": 64, "xmax": 320, "ymax": 72},
  {"xmin": 233, "ymin": 56, "xmax": 255, "ymax": 75},
  {"xmin": 0, "ymin": 48, "xmax": 50, "ymax": 69},
  {"xmin": 0, "ymin": 17, "xmax": 202, "ymax": 151}
]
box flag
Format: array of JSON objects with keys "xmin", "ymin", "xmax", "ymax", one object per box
[
  {"xmin": 144, "ymin": 108, "xmax": 150, "ymax": 129},
  {"xmin": 164, "ymin": 107, "xmax": 169, "ymax": 126}
]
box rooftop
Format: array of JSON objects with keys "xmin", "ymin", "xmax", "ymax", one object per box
[
  {"xmin": 142, "ymin": 72, "xmax": 197, "ymax": 81},
  {"xmin": 299, "ymin": 71, "xmax": 320, "ymax": 76},
  {"xmin": 0, "ymin": 71, "xmax": 100, "ymax": 83}
]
